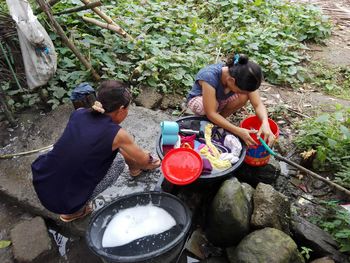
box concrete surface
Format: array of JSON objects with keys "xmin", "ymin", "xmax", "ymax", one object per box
[
  {"xmin": 10, "ymin": 217, "xmax": 53, "ymax": 262},
  {"xmin": 0, "ymin": 103, "xmax": 174, "ymax": 237}
]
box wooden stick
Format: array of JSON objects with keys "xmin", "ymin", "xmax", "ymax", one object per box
[
  {"xmin": 35, "ymin": 0, "xmax": 100, "ymax": 81},
  {"xmin": 35, "ymin": 0, "xmax": 61, "ymax": 14},
  {"xmin": 82, "ymin": 16, "xmax": 128, "ymax": 35},
  {"xmin": 286, "ymin": 107, "xmax": 311, "ymax": 119},
  {"xmin": 54, "ymin": 1, "xmax": 102, "ymax": 15},
  {"xmin": 276, "ymin": 154, "xmax": 350, "ymax": 197},
  {"xmin": 80, "ymin": 0, "xmax": 133, "ymax": 40},
  {"xmin": 48, "ymin": 0, "xmax": 61, "ymax": 6},
  {"xmin": 0, "ymin": 145, "xmax": 53, "ymax": 159}
]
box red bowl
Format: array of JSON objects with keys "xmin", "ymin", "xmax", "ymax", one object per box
[{"xmin": 161, "ymin": 148, "xmax": 203, "ymax": 185}]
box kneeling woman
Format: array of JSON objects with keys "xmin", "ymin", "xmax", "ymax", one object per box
[
  {"xmin": 187, "ymin": 54, "xmax": 275, "ymax": 147},
  {"xmin": 32, "ymin": 80, "xmax": 160, "ymax": 222}
]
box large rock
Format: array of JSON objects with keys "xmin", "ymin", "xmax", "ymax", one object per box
[
  {"xmin": 235, "ymin": 160, "xmax": 280, "ymax": 188},
  {"xmin": 206, "ymin": 178, "xmax": 251, "ymax": 247},
  {"xmin": 241, "ymin": 182, "xmax": 255, "ymax": 216},
  {"xmin": 134, "ymin": 85, "xmax": 163, "ymax": 109},
  {"xmin": 160, "ymin": 93, "xmax": 185, "ymax": 110},
  {"xmin": 10, "ymin": 217, "xmax": 54, "ymax": 262},
  {"xmin": 226, "ymin": 227, "xmax": 305, "ymax": 263},
  {"xmin": 291, "ymin": 215, "xmax": 349, "ymax": 263},
  {"xmin": 310, "ymin": 257, "xmax": 335, "ymax": 263},
  {"xmin": 251, "ymin": 183, "xmax": 291, "ymax": 234}
]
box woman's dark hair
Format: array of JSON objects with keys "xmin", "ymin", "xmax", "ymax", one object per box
[
  {"xmin": 226, "ymin": 54, "xmax": 263, "ymax": 92},
  {"xmin": 97, "ymin": 80, "xmax": 132, "ymax": 113}
]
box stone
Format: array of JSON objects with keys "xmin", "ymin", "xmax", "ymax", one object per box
[
  {"xmin": 251, "ymin": 183, "xmax": 291, "ymax": 234},
  {"xmin": 241, "ymin": 182, "xmax": 255, "ymax": 215},
  {"xmin": 10, "ymin": 217, "xmax": 53, "ymax": 262},
  {"xmin": 206, "ymin": 178, "xmax": 250, "ymax": 247},
  {"xmin": 310, "ymin": 256, "xmax": 335, "ymax": 263},
  {"xmin": 133, "ymin": 85, "xmax": 162, "ymax": 109},
  {"xmin": 235, "ymin": 162, "xmax": 279, "ymax": 188},
  {"xmin": 226, "ymin": 228, "xmax": 305, "ymax": 263},
  {"xmin": 291, "ymin": 215, "xmax": 348, "ymax": 263},
  {"xmin": 185, "ymin": 228, "xmax": 208, "ymax": 259},
  {"xmin": 201, "ymin": 257, "xmax": 229, "ymax": 263},
  {"xmin": 312, "ymin": 180, "xmax": 327, "ymax": 190},
  {"xmin": 159, "ymin": 93, "xmax": 185, "ymax": 110}
]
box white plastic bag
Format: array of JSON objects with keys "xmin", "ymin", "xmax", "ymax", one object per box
[{"xmin": 6, "ymin": 0, "xmax": 57, "ymax": 89}]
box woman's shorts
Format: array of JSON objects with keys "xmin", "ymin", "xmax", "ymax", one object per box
[{"xmin": 187, "ymin": 94, "xmax": 239, "ymax": 116}]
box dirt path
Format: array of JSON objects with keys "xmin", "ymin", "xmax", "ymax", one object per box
[{"xmin": 257, "ymin": 0, "xmax": 350, "ymax": 125}]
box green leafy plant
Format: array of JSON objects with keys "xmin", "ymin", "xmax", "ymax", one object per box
[
  {"xmin": 3, "ymin": 0, "xmax": 332, "ymax": 111},
  {"xmin": 305, "ymin": 62, "xmax": 350, "ymax": 99},
  {"xmin": 300, "ymin": 246, "xmax": 313, "ymax": 260},
  {"xmin": 311, "ymin": 200, "xmax": 350, "ymax": 253},
  {"xmin": 335, "ymin": 163, "xmax": 350, "ymax": 189},
  {"xmin": 294, "ymin": 106, "xmax": 350, "ymax": 179}
]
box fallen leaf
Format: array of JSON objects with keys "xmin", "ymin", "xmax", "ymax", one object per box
[
  {"xmin": 0, "ymin": 240, "xmax": 11, "ymax": 249},
  {"xmin": 300, "ymin": 149, "xmax": 316, "ymax": 160}
]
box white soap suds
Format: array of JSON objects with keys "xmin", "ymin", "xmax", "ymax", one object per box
[{"xmin": 102, "ymin": 204, "xmax": 176, "ymax": 248}]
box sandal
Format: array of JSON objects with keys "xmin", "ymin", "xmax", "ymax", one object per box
[{"xmin": 59, "ymin": 203, "xmax": 93, "ymax": 223}]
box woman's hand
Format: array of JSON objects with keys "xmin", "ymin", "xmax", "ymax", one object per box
[
  {"xmin": 237, "ymin": 128, "xmax": 258, "ymax": 146},
  {"xmin": 257, "ymin": 122, "xmax": 276, "ymax": 147}
]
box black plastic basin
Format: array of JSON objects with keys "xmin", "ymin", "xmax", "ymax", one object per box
[
  {"xmin": 156, "ymin": 116, "xmax": 246, "ymax": 183},
  {"xmin": 86, "ymin": 191, "xmax": 191, "ymax": 263}
]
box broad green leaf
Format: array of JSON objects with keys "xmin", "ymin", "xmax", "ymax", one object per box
[
  {"xmin": 340, "ymin": 125, "xmax": 350, "ymax": 138},
  {"xmin": 335, "ymin": 112, "xmax": 344, "ymax": 121},
  {"xmin": 287, "ymin": 66, "xmax": 298, "ymax": 75},
  {"xmin": 53, "ymin": 88, "xmax": 66, "ymax": 99},
  {"xmin": 327, "ymin": 138, "xmax": 337, "ymax": 148},
  {"xmin": 315, "ymin": 114, "xmax": 329, "ymax": 123},
  {"xmin": 61, "ymin": 57, "xmax": 76, "ymax": 68}
]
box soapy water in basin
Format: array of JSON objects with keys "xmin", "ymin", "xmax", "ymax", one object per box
[{"xmin": 102, "ymin": 204, "xmax": 176, "ymax": 248}]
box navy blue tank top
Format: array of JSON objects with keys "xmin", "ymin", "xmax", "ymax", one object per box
[{"xmin": 32, "ymin": 109, "xmax": 121, "ymax": 214}]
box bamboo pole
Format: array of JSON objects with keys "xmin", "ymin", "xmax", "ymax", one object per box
[
  {"xmin": 82, "ymin": 16, "xmax": 128, "ymax": 35},
  {"xmin": 48, "ymin": 0, "xmax": 61, "ymax": 6},
  {"xmin": 80, "ymin": 0, "xmax": 133, "ymax": 40},
  {"xmin": 54, "ymin": 1, "xmax": 102, "ymax": 16},
  {"xmin": 36, "ymin": 0, "xmax": 61, "ymax": 14},
  {"xmin": 35, "ymin": 0, "xmax": 100, "ymax": 81}
]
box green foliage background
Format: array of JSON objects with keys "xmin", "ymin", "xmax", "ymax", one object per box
[
  {"xmin": 294, "ymin": 106, "xmax": 350, "ymax": 187},
  {"xmin": 1, "ymin": 0, "xmax": 331, "ymax": 109}
]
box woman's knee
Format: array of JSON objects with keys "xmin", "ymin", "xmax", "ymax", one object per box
[
  {"xmin": 237, "ymin": 94, "xmax": 249, "ymax": 107},
  {"xmin": 187, "ymin": 97, "xmax": 206, "ymax": 115}
]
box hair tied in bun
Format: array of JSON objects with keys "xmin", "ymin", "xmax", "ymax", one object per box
[{"xmin": 92, "ymin": 101, "xmax": 105, "ymax": 114}]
